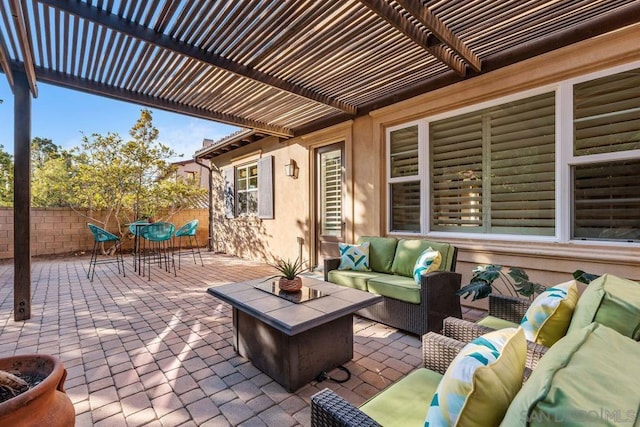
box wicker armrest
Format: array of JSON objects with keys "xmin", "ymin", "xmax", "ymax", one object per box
[
  {"xmin": 442, "ymin": 317, "xmax": 495, "ymax": 342},
  {"xmin": 422, "ymin": 332, "xmax": 466, "ymax": 375},
  {"xmin": 311, "ymin": 388, "xmax": 380, "ymax": 427},
  {"xmin": 323, "ymin": 258, "xmax": 340, "ymax": 281},
  {"xmin": 488, "ymin": 294, "xmax": 532, "ymax": 323}
]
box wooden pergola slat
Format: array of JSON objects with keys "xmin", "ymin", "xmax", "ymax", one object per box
[
  {"xmin": 30, "ymin": 65, "xmax": 294, "ymax": 137},
  {"xmin": 357, "ymin": 0, "xmax": 467, "ymax": 76},
  {"xmin": 396, "ymin": 0, "xmax": 482, "ymax": 72},
  {"xmin": 0, "ymin": 28, "xmax": 14, "ymax": 89},
  {"xmin": 37, "ymin": 0, "xmax": 358, "ymax": 116},
  {"xmin": 9, "ymin": 0, "xmax": 38, "ymax": 96}
]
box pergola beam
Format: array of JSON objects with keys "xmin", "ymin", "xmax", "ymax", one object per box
[
  {"xmin": 32, "ymin": 66, "xmax": 294, "ymax": 137},
  {"xmin": 358, "ymin": 0, "xmax": 467, "ymax": 76},
  {"xmin": 9, "ymin": 0, "xmax": 37, "ymax": 97},
  {"xmin": 38, "ymin": 0, "xmax": 358, "ymax": 116},
  {"xmin": 395, "ymin": 0, "xmax": 481, "ymax": 72}
]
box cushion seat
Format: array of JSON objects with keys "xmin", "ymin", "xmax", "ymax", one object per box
[
  {"xmin": 367, "ymin": 274, "xmax": 421, "ymax": 304},
  {"xmin": 326, "ymin": 270, "xmax": 384, "ymax": 291},
  {"xmin": 360, "ymin": 368, "xmax": 442, "ymax": 427},
  {"xmin": 477, "ymin": 315, "xmax": 519, "ymax": 330}
]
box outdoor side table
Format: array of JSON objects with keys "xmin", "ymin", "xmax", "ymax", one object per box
[{"xmin": 207, "ymin": 276, "xmax": 382, "ymax": 392}]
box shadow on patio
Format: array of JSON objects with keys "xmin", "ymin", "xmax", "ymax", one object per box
[{"xmin": 0, "ymin": 253, "xmax": 481, "ymax": 426}]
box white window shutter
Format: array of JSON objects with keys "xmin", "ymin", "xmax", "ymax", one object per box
[
  {"xmin": 257, "ymin": 156, "xmax": 274, "ymax": 219},
  {"xmin": 223, "ymin": 168, "xmax": 235, "ymax": 218}
]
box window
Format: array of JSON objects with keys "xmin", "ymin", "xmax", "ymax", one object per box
[
  {"xmin": 572, "ymin": 67, "xmax": 640, "ymax": 241},
  {"xmin": 236, "ymin": 162, "xmax": 258, "ymax": 216},
  {"xmin": 386, "ymin": 63, "xmax": 640, "ymax": 243},
  {"xmin": 223, "ymin": 156, "xmax": 274, "ymax": 219},
  {"xmin": 388, "ymin": 125, "xmax": 421, "ymax": 232},
  {"xmin": 430, "ymin": 92, "xmax": 555, "ymax": 236}
]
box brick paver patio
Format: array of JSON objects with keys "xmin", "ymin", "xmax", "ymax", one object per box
[{"xmin": 0, "ymin": 253, "xmax": 483, "ymax": 426}]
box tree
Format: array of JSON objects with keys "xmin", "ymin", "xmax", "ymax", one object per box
[
  {"xmin": 65, "ymin": 109, "xmax": 205, "ymax": 236},
  {"xmin": 31, "ymin": 137, "xmax": 61, "ymax": 169},
  {"xmin": 0, "ymin": 145, "xmax": 13, "ymax": 207}
]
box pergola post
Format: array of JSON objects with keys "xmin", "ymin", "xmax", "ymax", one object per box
[{"xmin": 13, "ymin": 71, "xmax": 31, "ymax": 321}]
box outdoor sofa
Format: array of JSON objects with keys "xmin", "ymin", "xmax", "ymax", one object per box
[
  {"xmin": 442, "ymin": 273, "xmax": 640, "ymax": 369},
  {"xmin": 324, "ymin": 236, "xmax": 461, "ymax": 335},
  {"xmin": 311, "ymin": 322, "xmax": 640, "ymax": 426}
]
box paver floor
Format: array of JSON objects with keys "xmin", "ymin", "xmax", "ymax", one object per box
[{"xmin": 0, "ymin": 253, "xmax": 483, "ymax": 426}]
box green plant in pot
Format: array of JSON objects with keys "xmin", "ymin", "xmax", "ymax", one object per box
[
  {"xmin": 456, "ymin": 264, "xmax": 547, "ymax": 301},
  {"xmin": 269, "ymin": 257, "xmax": 309, "ymax": 292}
]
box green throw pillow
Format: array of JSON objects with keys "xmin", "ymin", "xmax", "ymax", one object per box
[
  {"xmin": 501, "ymin": 323, "xmax": 640, "ymax": 427},
  {"xmin": 567, "ymin": 274, "xmax": 640, "ymax": 340},
  {"xmin": 338, "ymin": 242, "xmax": 371, "ymax": 271}
]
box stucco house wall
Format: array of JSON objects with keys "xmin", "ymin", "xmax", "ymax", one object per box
[{"xmin": 208, "ymin": 23, "xmax": 640, "ymax": 308}]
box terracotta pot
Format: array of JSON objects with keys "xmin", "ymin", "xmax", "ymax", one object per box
[
  {"xmin": 0, "ymin": 355, "xmax": 75, "ymax": 427},
  {"xmin": 279, "ymin": 276, "xmax": 302, "ymax": 292}
]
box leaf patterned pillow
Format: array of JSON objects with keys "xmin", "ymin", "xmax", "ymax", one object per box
[
  {"xmin": 338, "ymin": 242, "xmax": 371, "ymax": 271},
  {"xmin": 413, "ymin": 248, "xmax": 442, "ymax": 284},
  {"xmin": 425, "ymin": 328, "xmax": 526, "ymax": 427},
  {"xmin": 520, "ymin": 280, "xmax": 578, "ymax": 347}
]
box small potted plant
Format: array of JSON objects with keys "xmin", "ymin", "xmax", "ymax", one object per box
[{"xmin": 269, "ymin": 257, "xmax": 308, "ymax": 292}]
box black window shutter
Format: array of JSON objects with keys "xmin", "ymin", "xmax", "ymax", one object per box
[
  {"xmin": 223, "ymin": 168, "xmax": 235, "ymax": 218},
  {"xmin": 257, "ymin": 156, "xmax": 274, "ymax": 219}
]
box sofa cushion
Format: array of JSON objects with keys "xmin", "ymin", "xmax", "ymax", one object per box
[
  {"xmin": 426, "ymin": 328, "xmax": 526, "ymax": 427},
  {"xmin": 412, "ymin": 248, "xmax": 442, "ymax": 284},
  {"xmin": 367, "ymin": 274, "xmax": 421, "ymax": 304},
  {"xmin": 501, "ymin": 323, "xmax": 640, "ymax": 427},
  {"xmin": 477, "ymin": 315, "xmax": 519, "ymax": 330},
  {"xmin": 327, "ymin": 270, "xmax": 383, "ymax": 292},
  {"xmin": 567, "ymin": 274, "xmax": 640, "ymax": 340},
  {"xmin": 520, "ymin": 280, "xmax": 578, "ymax": 347},
  {"xmin": 357, "ymin": 236, "xmax": 398, "ymax": 273},
  {"xmin": 360, "ymin": 368, "xmax": 442, "ymax": 427},
  {"xmin": 391, "ymin": 239, "xmax": 453, "ymax": 278},
  {"xmin": 338, "ymin": 242, "xmax": 371, "ymax": 271}
]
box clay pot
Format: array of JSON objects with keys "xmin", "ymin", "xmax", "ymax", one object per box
[
  {"xmin": 279, "ymin": 276, "xmax": 302, "ymax": 292},
  {"xmin": 0, "ymin": 355, "xmax": 75, "ymax": 427}
]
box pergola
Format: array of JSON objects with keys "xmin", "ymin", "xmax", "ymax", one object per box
[{"xmin": 1, "ymin": 0, "xmax": 639, "ymax": 320}]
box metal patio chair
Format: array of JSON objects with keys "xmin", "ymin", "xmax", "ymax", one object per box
[
  {"xmin": 173, "ymin": 219, "xmax": 204, "ymax": 268},
  {"xmin": 87, "ymin": 223, "xmax": 125, "ymax": 281},
  {"xmin": 140, "ymin": 222, "xmax": 176, "ymax": 280}
]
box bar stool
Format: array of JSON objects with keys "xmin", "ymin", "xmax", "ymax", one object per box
[
  {"xmin": 140, "ymin": 222, "xmax": 176, "ymax": 280},
  {"xmin": 87, "ymin": 223, "xmax": 125, "ymax": 281},
  {"xmin": 174, "ymin": 219, "xmax": 204, "ymax": 268}
]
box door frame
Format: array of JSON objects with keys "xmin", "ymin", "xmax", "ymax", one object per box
[{"xmin": 302, "ymin": 122, "xmax": 353, "ymax": 269}]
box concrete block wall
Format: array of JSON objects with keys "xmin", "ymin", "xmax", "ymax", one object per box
[{"xmin": 0, "ymin": 208, "xmax": 210, "ymax": 260}]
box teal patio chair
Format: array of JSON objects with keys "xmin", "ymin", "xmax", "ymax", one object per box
[
  {"xmin": 87, "ymin": 223, "xmax": 125, "ymax": 281},
  {"xmin": 140, "ymin": 222, "xmax": 176, "ymax": 280},
  {"xmin": 128, "ymin": 220, "xmax": 149, "ymax": 273},
  {"xmin": 173, "ymin": 219, "xmax": 204, "ymax": 268}
]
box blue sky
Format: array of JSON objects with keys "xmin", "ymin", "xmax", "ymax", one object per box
[{"xmin": 0, "ymin": 79, "xmax": 240, "ymax": 160}]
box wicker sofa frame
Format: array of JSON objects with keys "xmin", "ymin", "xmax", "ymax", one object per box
[
  {"xmin": 324, "ymin": 257, "xmax": 462, "ymax": 336},
  {"xmin": 310, "ymin": 331, "xmax": 545, "ymax": 427},
  {"xmin": 442, "ymin": 294, "xmax": 548, "ymax": 369}
]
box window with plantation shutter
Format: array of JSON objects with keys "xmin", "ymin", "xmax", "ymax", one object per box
[
  {"xmin": 572, "ymin": 67, "xmax": 640, "ymax": 242},
  {"xmin": 320, "ymin": 149, "xmax": 342, "ymax": 236},
  {"xmin": 388, "ymin": 124, "xmax": 421, "ymax": 232},
  {"xmin": 430, "ymin": 92, "xmax": 555, "ymax": 236},
  {"xmin": 574, "ymin": 69, "xmax": 640, "ymax": 156},
  {"xmin": 573, "ymin": 160, "xmax": 640, "ymax": 241}
]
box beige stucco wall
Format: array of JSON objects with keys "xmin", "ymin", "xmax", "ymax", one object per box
[
  {"xmin": 209, "ymin": 23, "xmax": 640, "ymax": 308},
  {"xmin": 0, "ymin": 208, "xmax": 209, "ymax": 260}
]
